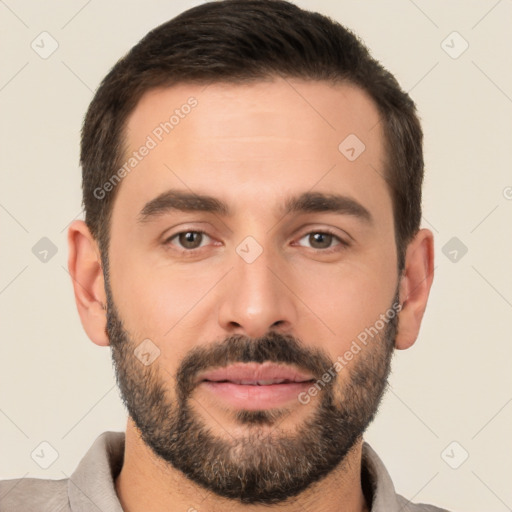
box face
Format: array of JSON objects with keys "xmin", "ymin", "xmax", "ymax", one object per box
[{"xmin": 105, "ymin": 79, "xmax": 400, "ymax": 504}]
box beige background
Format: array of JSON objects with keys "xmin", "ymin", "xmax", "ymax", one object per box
[{"xmin": 1, "ymin": 1, "xmax": 511, "ymax": 510}]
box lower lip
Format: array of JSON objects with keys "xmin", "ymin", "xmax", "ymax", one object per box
[{"xmin": 199, "ymin": 381, "xmax": 313, "ymax": 409}]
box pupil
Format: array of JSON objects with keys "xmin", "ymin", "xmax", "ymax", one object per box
[
  {"xmin": 181, "ymin": 232, "xmax": 201, "ymax": 248},
  {"xmin": 311, "ymin": 233, "xmax": 331, "ymax": 248}
]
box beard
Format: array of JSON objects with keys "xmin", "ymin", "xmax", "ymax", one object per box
[{"xmin": 105, "ymin": 279, "xmax": 398, "ymax": 505}]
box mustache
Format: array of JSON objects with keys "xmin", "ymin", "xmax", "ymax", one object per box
[{"xmin": 175, "ymin": 331, "xmax": 334, "ymax": 398}]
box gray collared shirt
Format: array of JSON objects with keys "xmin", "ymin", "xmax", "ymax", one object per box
[{"xmin": 0, "ymin": 431, "xmax": 450, "ymax": 511}]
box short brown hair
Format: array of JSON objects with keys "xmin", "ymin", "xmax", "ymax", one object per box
[{"xmin": 81, "ymin": 0, "xmax": 423, "ymax": 271}]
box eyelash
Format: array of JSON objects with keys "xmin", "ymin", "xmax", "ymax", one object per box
[
  {"xmin": 296, "ymin": 229, "xmax": 350, "ymax": 253},
  {"xmin": 164, "ymin": 230, "xmax": 213, "ymax": 254},
  {"xmin": 164, "ymin": 229, "xmax": 349, "ymax": 255}
]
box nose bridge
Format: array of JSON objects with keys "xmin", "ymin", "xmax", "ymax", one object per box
[{"xmin": 217, "ymin": 239, "xmax": 296, "ymax": 337}]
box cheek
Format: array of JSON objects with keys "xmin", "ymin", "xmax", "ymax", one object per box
[
  {"xmin": 109, "ymin": 248, "xmax": 225, "ymax": 345},
  {"xmin": 291, "ymin": 252, "xmax": 397, "ymax": 356},
  {"xmin": 108, "ymin": 264, "xmax": 202, "ymax": 382}
]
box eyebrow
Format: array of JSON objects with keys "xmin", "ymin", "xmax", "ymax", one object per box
[
  {"xmin": 139, "ymin": 190, "xmax": 228, "ymax": 221},
  {"xmin": 283, "ymin": 191, "xmax": 372, "ymax": 224},
  {"xmin": 138, "ymin": 189, "xmax": 372, "ymax": 224}
]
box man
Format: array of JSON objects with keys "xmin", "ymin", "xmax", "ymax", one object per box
[{"xmin": 0, "ymin": 0, "xmax": 446, "ymax": 510}]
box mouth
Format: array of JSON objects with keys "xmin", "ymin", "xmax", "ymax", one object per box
[
  {"xmin": 196, "ymin": 362, "xmax": 316, "ymax": 409},
  {"xmin": 202, "ymin": 378, "xmax": 313, "ymax": 385},
  {"xmin": 197, "ymin": 361, "xmax": 315, "ymax": 385}
]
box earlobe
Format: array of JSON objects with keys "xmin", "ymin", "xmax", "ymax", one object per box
[
  {"xmin": 395, "ymin": 228, "xmax": 435, "ymax": 350},
  {"xmin": 67, "ymin": 220, "xmax": 110, "ymax": 347}
]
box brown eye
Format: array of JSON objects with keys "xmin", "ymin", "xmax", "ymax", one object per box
[
  {"xmin": 169, "ymin": 231, "xmax": 209, "ymax": 250},
  {"xmin": 297, "ymin": 231, "xmax": 344, "ymax": 251},
  {"xmin": 308, "ymin": 232, "xmax": 333, "ymax": 249}
]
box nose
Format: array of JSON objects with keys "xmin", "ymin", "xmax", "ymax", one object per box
[{"xmin": 217, "ymin": 245, "xmax": 298, "ymax": 339}]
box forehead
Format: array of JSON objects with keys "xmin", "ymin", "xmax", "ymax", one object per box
[{"xmin": 117, "ymin": 79, "xmax": 388, "ymax": 219}]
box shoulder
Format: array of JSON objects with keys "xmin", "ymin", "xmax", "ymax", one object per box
[
  {"xmin": 396, "ymin": 494, "xmax": 452, "ymax": 512},
  {"xmin": 0, "ymin": 477, "xmax": 70, "ymax": 512},
  {"xmin": 362, "ymin": 442, "xmax": 452, "ymax": 512}
]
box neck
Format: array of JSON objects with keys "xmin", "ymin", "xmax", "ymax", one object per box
[{"xmin": 115, "ymin": 419, "xmax": 369, "ymax": 512}]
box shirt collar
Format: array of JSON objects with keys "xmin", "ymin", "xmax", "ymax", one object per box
[
  {"xmin": 68, "ymin": 431, "xmax": 125, "ymax": 512},
  {"xmin": 361, "ymin": 442, "xmax": 401, "ymax": 510}
]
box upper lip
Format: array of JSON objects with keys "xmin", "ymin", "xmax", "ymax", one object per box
[{"xmin": 197, "ymin": 362, "xmax": 315, "ymax": 385}]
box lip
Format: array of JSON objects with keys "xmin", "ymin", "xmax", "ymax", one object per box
[
  {"xmin": 196, "ymin": 362, "xmax": 315, "ymax": 410},
  {"xmin": 197, "ymin": 362, "xmax": 314, "ymax": 385},
  {"xmin": 200, "ymin": 381, "xmax": 313, "ymax": 410}
]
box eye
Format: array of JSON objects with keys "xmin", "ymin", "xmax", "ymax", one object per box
[
  {"xmin": 296, "ymin": 231, "xmax": 346, "ymax": 251},
  {"xmin": 166, "ymin": 231, "xmax": 212, "ymax": 250}
]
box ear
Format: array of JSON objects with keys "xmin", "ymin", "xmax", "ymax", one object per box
[
  {"xmin": 395, "ymin": 228, "xmax": 434, "ymax": 350},
  {"xmin": 67, "ymin": 220, "xmax": 109, "ymax": 347}
]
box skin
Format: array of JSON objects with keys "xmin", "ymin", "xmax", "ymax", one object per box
[{"xmin": 68, "ymin": 79, "xmax": 434, "ymax": 512}]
